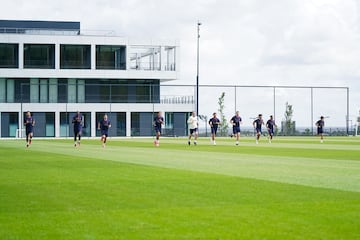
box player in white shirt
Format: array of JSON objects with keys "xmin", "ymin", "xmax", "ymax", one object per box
[{"xmin": 187, "ymin": 111, "xmax": 199, "ymax": 145}]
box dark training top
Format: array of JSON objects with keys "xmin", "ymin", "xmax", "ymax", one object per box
[
  {"xmin": 209, "ymin": 117, "xmax": 220, "ymax": 128},
  {"xmin": 24, "ymin": 116, "xmax": 34, "ymax": 132},
  {"xmin": 231, "ymin": 115, "xmax": 242, "ymax": 127},
  {"xmin": 316, "ymin": 120, "xmax": 325, "ymax": 129},
  {"xmin": 153, "ymin": 116, "xmax": 164, "ymax": 128},
  {"xmin": 99, "ymin": 119, "xmax": 111, "ymax": 131},
  {"xmin": 72, "ymin": 114, "xmax": 83, "ymax": 132},
  {"xmin": 253, "ymin": 118, "xmax": 263, "ymax": 129},
  {"xmin": 266, "ymin": 119, "xmax": 275, "ymax": 130}
]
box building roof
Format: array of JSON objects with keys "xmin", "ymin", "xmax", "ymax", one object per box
[{"xmin": 0, "ymin": 20, "xmax": 80, "ymax": 34}]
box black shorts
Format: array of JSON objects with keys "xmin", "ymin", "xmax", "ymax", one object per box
[
  {"xmin": 26, "ymin": 130, "xmax": 33, "ymax": 136},
  {"xmin": 190, "ymin": 128, "xmax": 198, "ymax": 134},
  {"xmin": 233, "ymin": 126, "xmax": 240, "ymax": 134},
  {"xmin": 154, "ymin": 126, "xmax": 161, "ymax": 133},
  {"xmin": 317, "ymin": 128, "xmax": 324, "ymax": 134},
  {"xmin": 211, "ymin": 127, "xmax": 218, "ymax": 134},
  {"xmin": 268, "ymin": 128, "xmax": 274, "ymax": 135},
  {"xmin": 74, "ymin": 130, "xmax": 82, "ymax": 136},
  {"xmin": 101, "ymin": 130, "xmax": 108, "ymax": 137}
]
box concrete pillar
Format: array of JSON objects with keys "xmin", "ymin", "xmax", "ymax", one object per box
[
  {"xmin": 126, "ymin": 111, "xmax": 131, "ymax": 137},
  {"xmin": 55, "ymin": 44, "xmax": 60, "ymax": 69},
  {"xmin": 18, "ymin": 110, "xmax": 22, "ymax": 138},
  {"xmin": 55, "ymin": 111, "xmax": 60, "ymax": 137},
  {"xmin": 91, "ymin": 44, "xmax": 96, "ymax": 70},
  {"xmin": 19, "ymin": 43, "xmax": 23, "ymax": 69},
  {"xmin": 91, "ymin": 111, "xmax": 96, "ymax": 137}
]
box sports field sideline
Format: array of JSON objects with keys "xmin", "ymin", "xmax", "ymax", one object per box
[{"xmin": 0, "ymin": 137, "xmax": 359, "ymax": 239}]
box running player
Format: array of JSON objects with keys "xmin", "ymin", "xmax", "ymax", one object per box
[
  {"xmin": 266, "ymin": 115, "xmax": 277, "ymax": 143},
  {"xmin": 72, "ymin": 111, "xmax": 83, "ymax": 147},
  {"xmin": 230, "ymin": 111, "xmax": 242, "ymax": 145},
  {"xmin": 24, "ymin": 111, "xmax": 35, "ymax": 147},
  {"xmin": 187, "ymin": 111, "xmax": 199, "ymax": 145},
  {"xmin": 153, "ymin": 111, "xmax": 164, "ymax": 147},
  {"xmin": 98, "ymin": 114, "xmax": 111, "ymax": 148},
  {"xmin": 316, "ymin": 116, "xmax": 325, "ymax": 143},
  {"xmin": 253, "ymin": 114, "xmax": 264, "ymax": 144},
  {"xmin": 209, "ymin": 112, "xmax": 221, "ymax": 145}
]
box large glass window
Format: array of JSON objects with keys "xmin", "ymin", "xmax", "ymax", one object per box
[
  {"xmin": 26, "ymin": 112, "xmax": 55, "ymax": 137},
  {"xmin": 0, "ymin": 78, "xmax": 160, "ymax": 103},
  {"xmin": 135, "ymin": 80, "xmax": 160, "ymax": 103},
  {"xmin": 60, "ymin": 112, "xmax": 91, "ymax": 137},
  {"xmin": 96, "ymin": 45, "xmax": 126, "ymax": 70},
  {"xmin": 49, "ymin": 78, "xmax": 58, "ymax": 103},
  {"xmin": 60, "ymin": 44, "xmax": 91, "ymax": 69},
  {"xmin": 58, "ymin": 79, "xmax": 68, "ymax": 103},
  {"xmin": 1, "ymin": 112, "xmax": 18, "ymax": 137},
  {"xmin": 129, "ymin": 46, "xmax": 161, "ymax": 70},
  {"xmin": 131, "ymin": 112, "xmax": 153, "ymax": 136},
  {"xmin": 0, "ymin": 78, "xmax": 5, "ymax": 102},
  {"xmin": 67, "ymin": 79, "xmax": 77, "ymax": 103},
  {"xmin": 165, "ymin": 46, "xmax": 176, "ymax": 71},
  {"xmin": 0, "ymin": 43, "xmax": 18, "ymax": 68},
  {"xmin": 6, "ymin": 79, "xmax": 14, "ymax": 103},
  {"xmin": 30, "ymin": 78, "xmax": 39, "ymax": 103},
  {"xmin": 15, "ymin": 79, "xmax": 30, "ymax": 103},
  {"xmin": 111, "ymin": 84, "xmax": 128, "ymax": 102},
  {"xmin": 39, "ymin": 79, "xmax": 48, "ymax": 103},
  {"xmin": 116, "ymin": 112, "xmax": 126, "ymax": 136},
  {"xmin": 165, "ymin": 112, "xmax": 174, "ymax": 129},
  {"xmin": 131, "ymin": 112, "xmax": 140, "ymax": 136},
  {"xmin": 24, "ymin": 44, "xmax": 55, "ymax": 69},
  {"xmin": 95, "ymin": 112, "xmax": 126, "ymax": 137}
]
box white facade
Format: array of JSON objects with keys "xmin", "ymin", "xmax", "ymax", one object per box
[{"xmin": 0, "ymin": 26, "xmax": 193, "ymax": 138}]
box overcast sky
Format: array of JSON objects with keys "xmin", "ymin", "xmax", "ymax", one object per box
[{"xmin": 1, "ymin": 0, "xmax": 359, "ymax": 128}]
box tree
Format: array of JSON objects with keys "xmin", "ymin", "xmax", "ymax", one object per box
[
  {"xmin": 198, "ymin": 114, "xmax": 208, "ymax": 137},
  {"xmin": 282, "ymin": 102, "xmax": 295, "ymax": 135},
  {"xmin": 218, "ymin": 92, "xmax": 228, "ymax": 136}
]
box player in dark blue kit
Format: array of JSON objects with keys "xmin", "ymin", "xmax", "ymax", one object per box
[
  {"xmin": 24, "ymin": 111, "xmax": 35, "ymax": 147},
  {"xmin": 253, "ymin": 114, "xmax": 264, "ymax": 144},
  {"xmin": 266, "ymin": 115, "xmax": 277, "ymax": 143},
  {"xmin": 209, "ymin": 112, "xmax": 221, "ymax": 145},
  {"xmin": 72, "ymin": 111, "xmax": 83, "ymax": 147},
  {"xmin": 153, "ymin": 111, "xmax": 164, "ymax": 147},
  {"xmin": 316, "ymin": 116, "xmax": 325, "ymax": 143},
  {"xmin": 230, "ymin": 111, "xmax": 242, "ymax": 145},
  {"xmin": 98, "ymin": 114, "xmax": 111, "ymax": 148}
]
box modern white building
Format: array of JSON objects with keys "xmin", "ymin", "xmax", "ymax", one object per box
[{"xmin": 0, "ymin": 20, "xmax": 193, "ymax": 138}]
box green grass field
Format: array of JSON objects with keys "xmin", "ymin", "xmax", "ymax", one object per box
[{"xmin": 0, "ymin": 136, "xmax": 359, "ymax": 239}]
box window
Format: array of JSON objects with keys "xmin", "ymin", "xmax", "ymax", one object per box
[
  {"xmin": 0, "ymin": 43, "xmax": 18, "ymax": 68},
  {"xmin": 0, "ymin": 78, "xmax": 5, "ymax": 102},
  {"xmin": 165, "ymin": 112, "xmax": 174, "ymax": 129},
  {"xmin": 60, "ymin": 44, "xmax": 91, "ymax": 69},
  {"xmin": 135, "ymin": 80, "xmax": 160, "ymax": 103},
  {"xmin": 129, "ymin": 46, "xmax": 161, "ymax": 70},
  {"xmin": 1, "ymin": 112, "xmax": 18, "ymax": 137},
  {"xmin": 49, "ymin": 78, "xmax": 58, "ymax": 103},
  {"xmin": 58, "ymin": 79, "xmax": 68, "ymax": 103},
  {"xmin": 96, "ymin": 45, "xmax": 126, "ymax": 70},
  {"xmin": 39, "ymin": 79, "xmax": 48, "ymax": 103},
  {"xmin": 15, "ymin": 79, "xmax": 30, "ymax": 103},
  {"xmin": 60, "ymin": 112, "xmax": 91, "ymax": 137},
  {"xmin": 131, "ymin": 112, "xmax": 140, "ymax": 136},
  {"xmin": 165, "ymin": 46, "xmax": 176, "ymax": 71},
  {"xmin": 24, "ymin": 44, "xmax": 55, "ymax": 69}
]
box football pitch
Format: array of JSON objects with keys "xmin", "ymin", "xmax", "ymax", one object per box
[{"xmin": 0, "ymin": 137, "xmax": 359, "ymax": 239}]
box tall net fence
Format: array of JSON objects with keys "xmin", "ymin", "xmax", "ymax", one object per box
[{"xmin": 0, "ymin": 83, "xmax": 352, "ymax": 138}]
